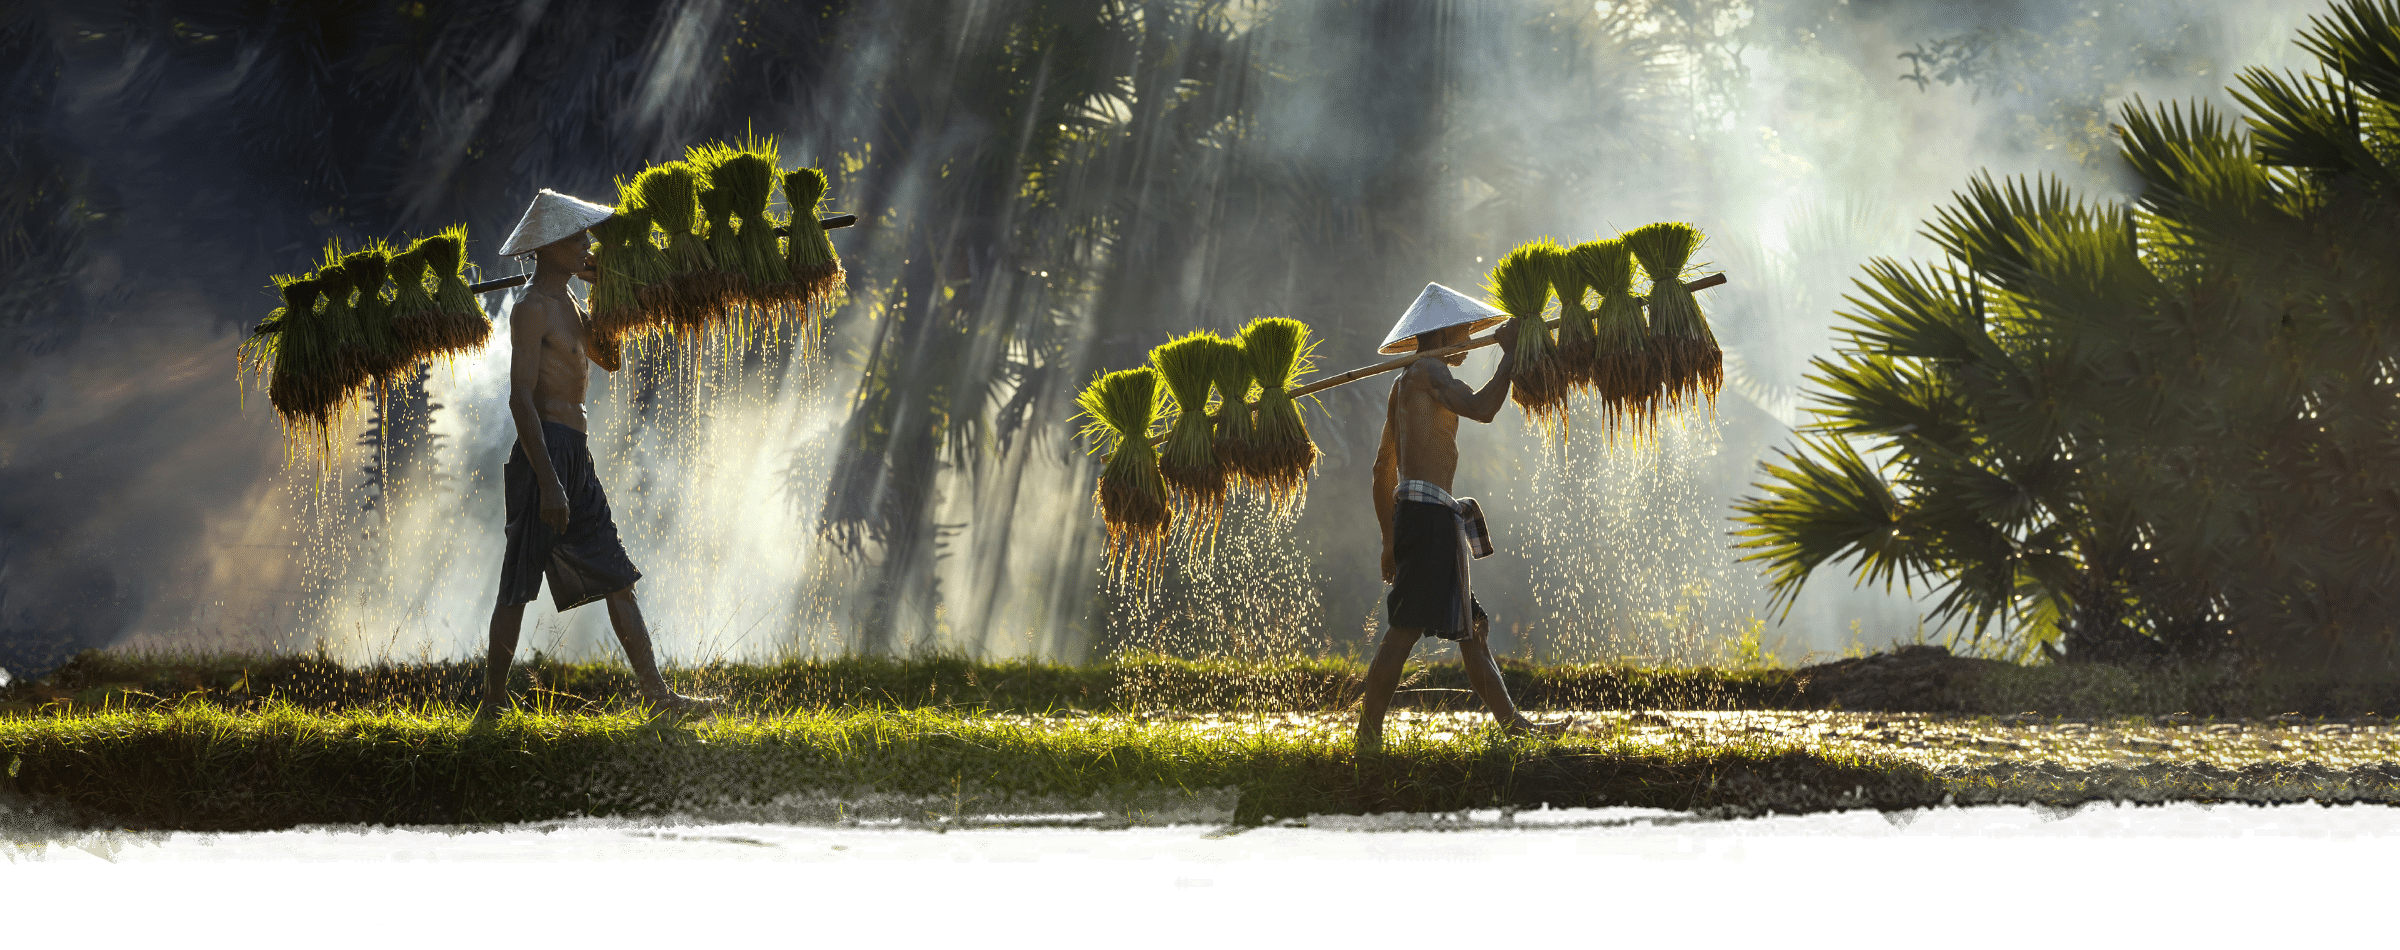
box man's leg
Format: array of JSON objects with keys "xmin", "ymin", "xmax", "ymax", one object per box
[
  {"xmin": 600, "ymin": 586, "xmax": 677, "ymax": 703},
  {"xmin": 480, "ymin": 603, "xmax": 527, "ymax": 717},
  {"xmin": 1355, "ymin": 626, "xmax": 1421, "ymax": 754},
  {"xmin": 1461, "ymin": 618, "xmax": 1574, "ymax": 738}
]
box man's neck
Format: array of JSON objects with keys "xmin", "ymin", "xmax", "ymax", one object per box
[{"xmin": 529, "ymin": 261, "xmax": 576, "ymax": 297}]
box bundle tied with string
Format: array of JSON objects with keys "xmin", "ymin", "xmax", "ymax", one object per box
[
  {"xmin": 384, "ymin": 245, "xmax": 442, "ymax": 361},
  {"xmin": 633, "ymin": 162, "xmax": 722, "ymax": 330},
  {"xmin": 781, "ymin": 166, "xmax": 845, "ymax": 315},
  {"xmin": 591, "ymin": 195, "xmax": 671, "ymax": 344},
  {"xmin": 1077, "ymin": 367, "xmax": 1172, "ymax": 580},
  {"xmin": 1551, "ymin": 241, "xmax": 1601, "ymax": 392},
  {"xmin": 309, "ymin": 254, "xmax": 372, "ymax": 409},
  {"xmin": 1576, "ymin": 237, "xmax": 1661, "ymax": 436},
  {"xmin": 1489, "ymin": 240, "xmax": 1569, "ymax": 425},
  {"xmin": 1235, "ymin": 317, "xmax": 1316, "ymax": 513},
  {"xmin": 1150, "ymin": 331, "xmax": 1234, "ymax": 534},
  {"xmin": 416, "ymin": 227, "xmax": 491, "ymax": 356},
  {"xmin": 1209, "ymin": 342, "xmax": 1258, "ymax": 488},
  {"xmin": 1624, "ymin": 221, "xmax": 1719, "ymax": 411},
  {"xmin": 260, "ymin": 277, "xmax": 336, "ymax": 435},
  {"xmin": 709, "ymin": 148, "xmax": 792, "ymax": 315},
  {"xmin": 336, "ymin": 244, "xmax": 407, "ymax": 390}
]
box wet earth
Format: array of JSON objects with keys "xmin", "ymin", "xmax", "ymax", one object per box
[{"xmin": 1026, "ymin": 709, "xmax": 2400, "ymax": 770}]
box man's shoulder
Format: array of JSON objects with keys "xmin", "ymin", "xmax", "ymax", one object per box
[
  {"xmin": 1401, "ymin": 357, "xmax": 1455, "ymax": 386},
  {"xmin": 508, "ymin": 291, "xmax": 569, "ymax": 335}
]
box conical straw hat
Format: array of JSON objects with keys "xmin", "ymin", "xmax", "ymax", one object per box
[
  {"xmin": 1378, "ymin": 282, "xmax": 1507, "ymax": 354},
  {"xmin": 499, "ymin": 189, "xmax": 616, "ymax": 256}
]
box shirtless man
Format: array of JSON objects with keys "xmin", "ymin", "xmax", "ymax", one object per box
[
  {"xmin": 1357, "ymin": 283, "xmax": 1574, "ymax": 754},
  {"xmin": 479, "ymin": 189, "xmax": 709, "ymax": 717}
]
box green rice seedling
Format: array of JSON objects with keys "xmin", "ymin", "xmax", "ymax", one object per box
[
  {"xmin": 1076, "ymin": 368, "xmax": 1173, "ymax": 582},
  {"xmin": 337, "ymin": 244, "xmax": 407, "ymax": 389},
  {"xmin": 635, "ymin": 162, "xmax": 723, "ymax": 331},
  {"xmin": 262, "ymin": 276, "xmax": 349, "ymax": 460},
  {"xmin": 1576, "ymin": 237, "xmax": 1661, "ymax": 439},
  {"xmin": 1623, "ymin": 221, "xmax": 1720, "ymax": 412},
  {"xmin": 1553, "ymin": 241, "xmax": 1603, "ymax": 394},
  {"xmin": 384, "ymin": 246, "xmax": 442, "ymax": 361},
  {"xmin": 781, "ymin": 166, "xmax": 846, "ymax": 316},
  {"xmin": 1209, "ymin": 342, "xmax": 1259, "ymax": 489},
  {"xmin": 416, "ymin": 227, "xmax": 492, "ymax": 357},
  {"xmin": 1150, "ymin": 332, "xmax": 1234, "ymax": 540},
  {"xmin": 593, "ymin": 186, "xmax": 674, "ymax": 345},
  {"xmin": 308, "ymin": 251, "xmax": 373, "ymax": 412},
  {"xmin": 1487, "ymin": 239, "xmax": 1570, "ymax": 429},
  {"xmin": 1236, "ymin": 317, "xmax": 1317, "ymax": 515},
  {"xmin": 698, "ymin": 142, "xmax": 789, "ymax": 304}
]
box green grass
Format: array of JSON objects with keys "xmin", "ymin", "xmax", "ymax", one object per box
[{"xmin": 9, "ymin": 649, "xmax": 2399, "ymax": 831}]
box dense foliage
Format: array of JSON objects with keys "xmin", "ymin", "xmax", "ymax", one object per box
[{"xmin": 1737, "ymin": 1, "xmax": 2400, "ymax": 670}]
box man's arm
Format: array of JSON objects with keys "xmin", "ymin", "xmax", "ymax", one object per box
[
  {"xmin": 1427, "ymin": 318, "xmax": 1519, "ymax": 424},
  {"xmin": 1374, "ymin": 379, "xmax": 1401, "ymax": 583},
  {"xmin": 508, "ymin": 296, "xmax": 571, "ymax": 533}
]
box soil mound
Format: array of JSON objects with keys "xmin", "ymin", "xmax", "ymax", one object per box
[{"xmin": 1795, "ymin": 644, "xmax": 2012, "ymax": 713}]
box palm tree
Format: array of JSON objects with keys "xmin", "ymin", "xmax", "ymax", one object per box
[{"xmin": 1734, "ymin": 0, "xmax": 2400, "ymax": 671}]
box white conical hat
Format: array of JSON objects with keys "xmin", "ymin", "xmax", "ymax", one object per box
[
  {"xmin": 498, "ymin": 189, "xmax": 615, "ymax": 256},
  {"xmin": 1378, "ymin": 282, "xmax": 1507, "ymax": 354}
]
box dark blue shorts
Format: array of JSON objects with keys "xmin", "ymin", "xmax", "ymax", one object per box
[{"xmin": 497, "ymin": 421, "xmax": 643, "ymax": 611}]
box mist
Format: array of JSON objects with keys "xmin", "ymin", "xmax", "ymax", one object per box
[{"xmin": 0, "ymin": 0, "xmax": 2336, "ymax": 678}]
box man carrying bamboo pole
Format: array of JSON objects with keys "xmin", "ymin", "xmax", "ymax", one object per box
[
  {"xmin": 478, "ymin": 189, "xmax": 713, "ymax": 718},
  {"xmin": 1357, "ymin": 283, "xmax": 1573, "ymax": 754}
]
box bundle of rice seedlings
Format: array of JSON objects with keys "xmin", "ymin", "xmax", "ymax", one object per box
[
  {"xmin": 1553, "ymin": 242, "xmax": 1603, "ymax": 392},
  {"xmin": 336, "ymin": 244, "xmax": 408, "ymax": 389},
  {"xmin": 1577, "ymin": 237, "xmax": 1661, "ymax": 436},
  {"xmin": 634, "ymin": 162, "xmax": 724, "ymax": 330},
  {"xmin": 1209, "ymin": 343, "xmax": 1259, "ymax": 487},
  {"xmin": 1623, "ymin": 221, "xmax": 1721, "ymax": 412},
  {"xmin": 781, "ymin": 166, "xmax": 846, "ymax": 315},
  {"xmin": 591, "ymin": 194, "xmax": 673, "ymax": 344},
  {"xmin": 1488, "ymin": 239, "xmax": 1570, "ymax": 425},
  {"xmin": 1076, "ymin": 367, "xmax": 1173, "ymax": 582},
  {"xmin": 416, "ymin": 227, "xmax": 492, "ymax": 357},
  {"xmin": 308, "ymin": 255, "xmax": 373, "ymax": 409},
  {"xmin": 384, "ymin": 246, "xmax": 443, "ymax": 361},
  {"xmin": 1235, "ymin": 317, "xmax": 1317, "ymax": 514},
  {"xmin": 264, "ymin": 276, "xmax": 342, "ymax": 451},
  {"xmin": 1150, "ymin": 331, "xmax": 1234, "ymax": 536},
  {"xmin": 694, "ymin": 142, "xmax": 788, "ymax": 300}
]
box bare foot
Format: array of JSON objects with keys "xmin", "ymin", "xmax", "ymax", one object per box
[
  {"xmin": 1354, "ymin": 730, "xmax": 1383, "ymax": 757},
  {"xmin": 1503, "ymin": 716, "xmax": 1580, "ymax": 740},
  {"xmin": 650, "ymin": 693, "xmax": 726, "ymax": 717}
]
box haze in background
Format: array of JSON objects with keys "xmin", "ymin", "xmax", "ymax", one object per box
[{"xmin": 0, "ymin": 0, "xmax": 2332, "ymax": 677}]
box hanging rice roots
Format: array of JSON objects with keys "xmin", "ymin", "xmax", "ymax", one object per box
[
  {"xmin": 1077, "ymin": 367, "xmax": 1173, "ymax": 581},
  {"xmin": 1624, "ymin": 221, "xmax": 1721, "ymax": 412},
  {"xmin": 1488, "ymin": 239, "xmax": 1570, "ymax": 426},
  {"xmin": 781, "ymin": 166, "xmax": 846, "ymax": 316},
  {"xmin": 1150, "ymin": 332, "xmax": 1234, "ymax": 535},
  {"xmin": 1236, "ymin": 316, "xmax": 1316, "ymax": 513}
]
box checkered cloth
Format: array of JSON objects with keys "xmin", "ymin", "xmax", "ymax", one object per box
[{"xmin": 1394, "ymin": 479, "xmax": 1493, "ymax": 559}]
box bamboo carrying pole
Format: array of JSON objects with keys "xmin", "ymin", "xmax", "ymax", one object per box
[
  {"xmin": 247, "ymin": 214, "xmax": 860, "ymax": 336},
  {"xmin": 1151, "ymin": 271, "xmax": 1727, "ymax": 446}
]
